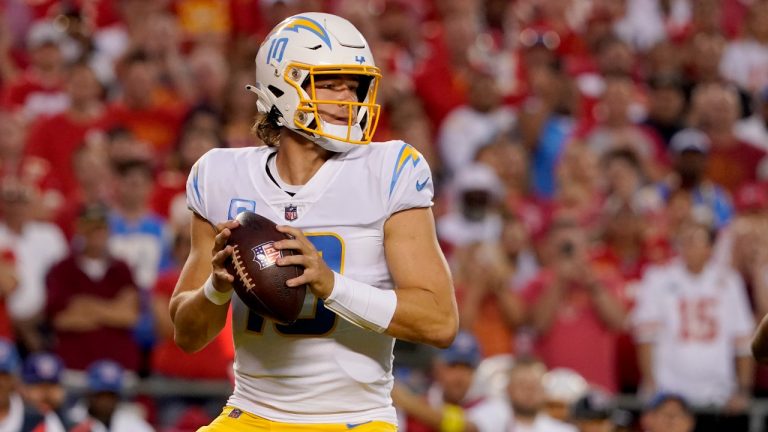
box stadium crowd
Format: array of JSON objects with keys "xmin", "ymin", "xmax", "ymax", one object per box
[{"xmin": 1, "ymin": 0, "xmax": 768, "ymax": 430}]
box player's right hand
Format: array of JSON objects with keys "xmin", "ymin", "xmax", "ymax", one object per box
[{"xmin": 211, "ymin": 220, "xmax": 240, "ymax": 292}]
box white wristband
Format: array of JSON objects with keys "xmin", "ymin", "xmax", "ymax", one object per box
[
  {"xmin": 323, "ymin": 272, "xmax": 397, "ymax": 333},
  {"xmin": 203, "ymin": 275, "xmax": 233, "ymax": 305}
]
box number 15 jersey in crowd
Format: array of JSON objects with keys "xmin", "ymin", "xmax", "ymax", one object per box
[{"xmin": 186, "ymin": 141, "xmax": 434, "ymax": 425}]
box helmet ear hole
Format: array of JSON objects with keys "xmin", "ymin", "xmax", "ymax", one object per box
[{"xmin": 267, "ymin": 106, "xmax": 284, "ymax": 127}]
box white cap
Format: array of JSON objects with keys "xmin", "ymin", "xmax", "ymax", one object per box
[
  {"xmin": 542, "ymin": 368, "xmax": 589, "ymax": 404},
  {"xmin": 453, "ymin": 163, "xmax": 505, "ymax": 201},
  {"xmin": 26, "ymin": 20, "xmax": 65, "ymax": 50},
  {"xmin": 670, "ymin": 128, "xmax": 710, "ymax": 154}
]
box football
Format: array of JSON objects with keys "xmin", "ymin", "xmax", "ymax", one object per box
[{"xmin": 224, "ymin": 211, "xmax": 305, "ymax": 324}]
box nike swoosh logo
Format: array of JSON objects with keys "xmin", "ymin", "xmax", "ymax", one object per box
[
  {"xmin": 346, "ymin": 421, "xmax": 373, "ymax": 429},
  {"xmin": 416, "ymin": 177, "xmax": 430, "ymax": 191}
]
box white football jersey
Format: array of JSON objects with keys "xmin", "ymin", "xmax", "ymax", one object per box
[
  {"xmin": 632, "ymin": 259, "xmax": 754, "ymax": 407},
  {"xmin": 186, "ymin": 141, "xmax": 433, "ymax": 424}
]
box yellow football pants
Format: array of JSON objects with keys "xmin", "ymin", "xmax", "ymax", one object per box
[{"xmin": 198, "ymin": 406, "xmax": 398, "ymax": 431}]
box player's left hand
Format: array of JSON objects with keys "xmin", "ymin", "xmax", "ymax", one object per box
[{"xmin": 273, "ymin": 225, "xmax": 335, "ymax": 299}]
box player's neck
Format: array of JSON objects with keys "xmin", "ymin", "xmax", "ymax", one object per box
[{"xmin": 275, "ymin": 131, "xmax": 335, "ymax": 185}]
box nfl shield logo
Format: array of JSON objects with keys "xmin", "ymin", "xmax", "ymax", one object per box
[
  {"xmin": 251, "ymin": 242, "xmax": 282, "ymax": 270},
  {"xmin": 284, "ymin": 204, "xmax": 298, "ymax": 221}
]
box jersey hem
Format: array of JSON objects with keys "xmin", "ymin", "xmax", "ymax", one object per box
[{"xmin": 225, "ymin": 395, "xmax": 399, "ymax": 425}]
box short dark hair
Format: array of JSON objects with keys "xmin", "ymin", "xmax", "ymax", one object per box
[
  {"xmin": 602, "ymin": 148, "xmax": 642, "ymax": 172},
  {"xmin": 113, "ymin": 159, "xmax": 153, "ymax": 178},
  {"xmin": 121, "ymin": 49, "xmax": 152, "ymax": 67}
]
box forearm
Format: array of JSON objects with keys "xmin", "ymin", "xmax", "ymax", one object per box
[
  {"xmin": 95, "ymin": 304, "xmax": 139, "ymax": 328},
  {"xmin": 752, "ymin": 314, "xmax": 768, "ymax": 363},
  {"xmin": 94, "ymin": 290, "xmax": 140, "ymax": 328},
  {"xmin": 735, "ymin": 355, "xmax": 755, "ymax": 395},
  {"xmin": 590, "ymin": 283, "xmax": 626, "ymax": 330},
  {"xmin": 637, "ymin": 343, "xmax": 655, "ymax": 386},
  {"xmin": 496, "ymin": 289, "xmax": 524, "ymax": 329},
  {"xmin": 388, "ymin": 285, "xmax": 459, "ymax": 348},
  {"xmin": 52, "ymin": 316, "xmax": 82, "ymax": 331},
  {"xmin": 171, "ymin": 214, "xmax": 235, "ymax": 352},
  {"xmin": 52, "ymin": 308, "xmax": 97, "ymax": 331},
  {"xmin": 391, "ymin": 384, "xmax": 443, "ymax": 428},
  {"xmin": 170, "ymin": 287, "xmax": 229, "ymax": 353},
  {"xmin": 458, "ymin": 287, "xmax": 484, "ymax": 329},
  {"xmin": 0, "ymin": 57, "xmax": 17, "ymax": 83},
  {"xmin": 752, "ymin": 271, "xmax": 768, "ymax": 317},
  {"xmin": 377, "ymin": 208, "xmax": 458, "ymax": 348},
  {"xmin": 391, "ymin": 384, "xmax": 478, "ymax": 432},
  {"xmin": 529, "ymin": 283, "xmax": 562, "ymax": 333}
]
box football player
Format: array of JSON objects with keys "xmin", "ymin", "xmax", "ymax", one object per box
[{"xmin": 170, "ymin": 12, "xmax": 458, "ymax": 431}]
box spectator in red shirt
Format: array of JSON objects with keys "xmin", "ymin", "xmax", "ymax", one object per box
[
  {"xmin": 0, "ymin": 110, "xmax": 60, "ymax": 219},
  {"xmin": 682, "ymin": 32, "xmax": 728, "ymax": 85},
  {"xmin": 24, "ymin": 61, "xmax": 108, "ymax": 197},
  {"xmin": 690, "ymin": 82, "xmax": 768, "ymax": 192},
  {"xmin": 45, "ymin": 203, "xmax": 140, "ymax": 371},
  {"xmin": 1, "ymin": 20, "xmax": 68, "ymax": 121},
  {"xmin": 581, "ymin": 76, "xmax": 667, "ymax": 179},
  {"xmin": 550, "ymin": 143, "xmax": 605, "ymax": 234},
  {"xmin": 55, "ymin": 144, "xmax": 114, "ymax": 240},
  {"xmin": 412, "ymin": 5, "xmax": 479, "ymax": 128},
  {"xmin": 0, "ymin": 251, "xmax": 16, "ymax": 340},
  {"xmin": 187, "ymin": 45, "xmax": 230, "ymax": 111},
  {"xmin": 106, "ymin": 49, "xmax": 186, "ymax": 159},
  {"xmin": 454, "ymin": 239, "xmax": 526, "ymax": 358},
  {"xmin": 523, "ymin": 217, "xmax": 627, "ymax": 393},
  {"xmin": 151, "ymin": 125, "xmax": 220, "ymax": 220},
  {"xmin": 596, "ymin": 149, "xmax": 669, "ymax": 278}
]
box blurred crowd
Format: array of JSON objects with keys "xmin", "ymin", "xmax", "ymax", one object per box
[{"xmin": 2, "ymin": 0, "xmax": 768, "ymax": 430}]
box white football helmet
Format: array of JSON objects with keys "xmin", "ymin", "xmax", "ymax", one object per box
[{"xmin": 249, "ymin": 12, "xmax": 382, "ymax": 153}]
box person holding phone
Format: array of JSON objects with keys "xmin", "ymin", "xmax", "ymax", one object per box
[{"xmin": 521, "ymin": 217, "xmax": 628, "ymax": 393}]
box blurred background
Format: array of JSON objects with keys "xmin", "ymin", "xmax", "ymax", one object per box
[{"xmin": 1, "ymin": 0, "xmax": 768, "ymax": 431}]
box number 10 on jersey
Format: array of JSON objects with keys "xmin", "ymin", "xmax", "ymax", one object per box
[{"xmin": 245, "ymin": 233, "xmax": 344, "ymax": 336}]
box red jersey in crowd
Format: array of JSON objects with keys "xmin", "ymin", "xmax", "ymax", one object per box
[
  {"xmin": 1, "ymin": 71, "xmax": 67, "ymax": 120},
  {"xmin": 25, "ymin": 111, "xmax": 110, "ymax": 196},
  {"xmin": 105, "ymin": 101, "xmax": 186, "ymax": 159},
  {"xmin": 522, "ymin": 270, "xmax": 626, "ymax": 393},
  {"xmin": 706, "ymin": 139, "xmax": 768, "ymax": 193}
]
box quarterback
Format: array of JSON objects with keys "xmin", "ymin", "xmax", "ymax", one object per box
[{"xmin": 169, "ymin": 12, "xmax": 459, "ymax": 431}]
